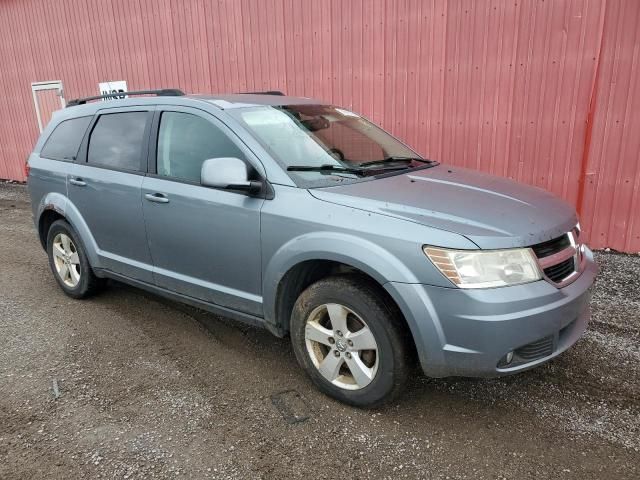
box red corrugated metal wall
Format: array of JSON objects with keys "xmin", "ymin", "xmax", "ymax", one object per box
[
  {"xmin": 0, "ymin": 0, "xmax": 638, "ymax": 251},
  {"xmin": 579, "ymin": 0, "xmax": 640, "ymax": 252}
]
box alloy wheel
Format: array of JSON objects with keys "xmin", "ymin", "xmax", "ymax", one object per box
[
  {"xmin": 304, "ymin": 303, "xmax": 379, "ymax": 390},
  {"xmin": 52, "ymin": 233, "xmax": 81, "ymax": 287}
]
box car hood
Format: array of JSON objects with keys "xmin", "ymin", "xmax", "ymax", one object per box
[{"xmin": 308, "ymin": 165, "xmax": 578, "ymax": 249}]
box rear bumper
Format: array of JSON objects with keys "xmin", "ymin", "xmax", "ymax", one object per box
[{"xmin": 386, "ymin": 247, "xmax": 597, "ymax": 378}]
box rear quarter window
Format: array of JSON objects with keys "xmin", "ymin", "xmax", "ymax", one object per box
[{"xmin": 40, "ymin": 116, "xmax": 92, "ymax": 161}]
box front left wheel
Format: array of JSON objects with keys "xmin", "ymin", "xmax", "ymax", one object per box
[
  {"xmin": 290, "ymin": 275, "xmax": 411, "ymax": 408},
  {"xmin": 46, "ymin": 219, "xmax": 103, "ymax": 299}
]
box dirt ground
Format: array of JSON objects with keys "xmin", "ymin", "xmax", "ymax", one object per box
[{"xmin": 0, "ymin": 182, "xmax": 638, "ymax": 479}]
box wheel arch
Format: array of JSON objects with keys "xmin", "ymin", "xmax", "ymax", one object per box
[
  {"xmin": 263, "ymin": 232, "xmax": 422, "ymax": 351},
  {"xmin": 35, "ymin": 193, "xmax": 101, "ymax": 266},
  {"xmin": 271, "ymin": 258, "xmax": 420, "ymax": 365},
  {"xmin": 37, "ymin": 207, "xmax": 65, "ymax": 250}
]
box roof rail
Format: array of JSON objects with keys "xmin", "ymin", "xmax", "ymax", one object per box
[
  {"xmin": 238, "ymin": 91, "xmax": 285, "ymax": 96},
  {"xmin": 66, "ymin": 88, "xmax": 185, "ymax": 107}
]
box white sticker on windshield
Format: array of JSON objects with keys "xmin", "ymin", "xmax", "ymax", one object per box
[
  {"xmin": 242, "ymin": 109, "xmax": 295, "ymax": 126},
  {"xmin": 335, "ymin": 108, "xmax": 360, "ymax": 118}
]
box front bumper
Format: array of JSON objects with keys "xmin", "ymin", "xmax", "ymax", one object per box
[{"xmin": 386, "ymin": 247, "xmax": 598, "ymax": 378}]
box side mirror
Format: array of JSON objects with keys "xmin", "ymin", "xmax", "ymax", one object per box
[{"xmin": 201, "ymin": 157, "xmax": 262, "ymax": 194}]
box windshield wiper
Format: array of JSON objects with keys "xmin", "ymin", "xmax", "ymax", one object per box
[
  {"xmin": 287, "ymin": 164, "xmax": 411, "ymax": 176},
  {"xmin": 358, "ymin": 156, "xmax": 436, "ymax": 168},
  {"xmin": 287, "ymin": 164, "xmax": 366, "ymax": 174}
]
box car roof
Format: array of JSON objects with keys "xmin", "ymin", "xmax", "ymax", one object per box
[
  {"xmin": 59, "ymin": 93, "xmax": 327, "ymax": 119},
  {"xmin": 188, "ymin": 93, "xmax": 327, "ymax": 109}
]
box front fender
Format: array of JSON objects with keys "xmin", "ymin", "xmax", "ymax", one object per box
[
  {"xmin": 36, "ymin": 192, "xmax": 101, "ymax": 268},
  {"xmin": 262, "ymin": 231, "xmax": 421, "ymax": 326}
]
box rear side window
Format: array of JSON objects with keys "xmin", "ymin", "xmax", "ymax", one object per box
[
  {"xmin": 156, "ymin": 111, "xmax": 245, "ymax": 182},
  {"xmin": 88, "ymin": 112, "xmax": 148, "ymax": 171},
  {"xmin": 40, "ymin": 116, "xmax": 92, "ymax": 161}
]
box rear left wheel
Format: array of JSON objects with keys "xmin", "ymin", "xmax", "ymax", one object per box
[{"xmin": 46, "ymin": 219, "xmax": 103, "ymax": 299}]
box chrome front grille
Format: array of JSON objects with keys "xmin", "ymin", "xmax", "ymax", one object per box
[
  {"xmin": 531, "ymin": 235, "xmax": 571, "ymax": 258},
  {"xmin": 543, "ymin": 256, "xmax": 575, "ymax": 283},
  {"xmin": 531, "ymin": 229, "xmax": 584, "ymax": 287}
]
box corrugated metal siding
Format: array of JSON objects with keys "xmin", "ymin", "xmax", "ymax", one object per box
[
  {"xmin": 0, "ymin": 0, "xmax": 638, "ymax": 251},
  {"xmin": 579, "ymin": 0, "xmax": 640, "ymax": 252}
]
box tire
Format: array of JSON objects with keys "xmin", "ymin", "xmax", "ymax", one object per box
[
  {"xmin": 290, "ymin": 275, "xmax": 411, "ymax": 408},
  {"xmin": 46, "ymin": 219, "xmax": 103, "ymax": 299}
]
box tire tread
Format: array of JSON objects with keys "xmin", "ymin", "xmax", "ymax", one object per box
[
  {"xmin": 291, "ymin": 274, "xmax": 411, "ymax": 408},
  {"xmin": 46, "ymin": 219, "xmax": 103, "ymax": 299}
]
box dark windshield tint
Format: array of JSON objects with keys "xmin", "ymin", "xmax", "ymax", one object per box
[
  {"xmin": 88, "ymin": 112, "xmax": 148, "ymax": 171},
  {"xmin": 40, "ymin": 116, "xmax": 92, "ymax": 161},
  {"xmin": 229, "ymin": 105, "xmax": 424, "ymax": 187}
]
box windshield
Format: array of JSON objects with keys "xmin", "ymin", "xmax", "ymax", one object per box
[{"xmin": 228, "ymin": 104, "xmax": 433, "ymax": 188}]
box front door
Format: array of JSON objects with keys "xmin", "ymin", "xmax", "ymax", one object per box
[
  {"xmin": 69, "ymin": 107, "xmax": 155, "ymax": 283},
  {"xmin": 141, "ymin": 107, "xmax": 264, "ymax": 316}
]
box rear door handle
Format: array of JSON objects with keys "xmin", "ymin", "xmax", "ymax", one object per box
[
  {"xmin": 69, "ymin": 177, "xmax": 86, "ymax": 187},
  {"xmin": 145, "ymin": 192, "xmax": 169, "ymax": 204}
]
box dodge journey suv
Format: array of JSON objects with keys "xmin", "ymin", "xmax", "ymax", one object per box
[{"xmin": 27, "ymin": 89, "xmax": 597, "ymax": 407}]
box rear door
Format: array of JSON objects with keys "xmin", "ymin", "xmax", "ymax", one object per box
[
  {"xmin": 141, "ymin": 106, "xmax": 264, "ymax": 316},
  {"xmin": 69, "ymin": 106, "xmax": 154, "ymax": 283}
]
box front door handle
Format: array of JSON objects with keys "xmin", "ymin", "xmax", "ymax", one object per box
[
  {"xmin": 69, "ymin": 177, "xmax": 86, "ymax": 187},
  {"xmin": 145, "ymin": 192, "xmax": 169, "ymax": 204}
]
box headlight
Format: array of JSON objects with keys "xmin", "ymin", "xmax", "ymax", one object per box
[{"xmin": 423, "ymin": 246, "xmax": 542, "ymax": 289}]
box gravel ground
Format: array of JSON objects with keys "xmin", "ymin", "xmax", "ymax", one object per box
[{"xmin": 0, "ymin": 182, "xmax": 638, "ymax": 479}]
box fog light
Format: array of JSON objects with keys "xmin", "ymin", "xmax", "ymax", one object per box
[{"xmin": 505, "ymin": 351, "xmax": 514, "ymax": 364}]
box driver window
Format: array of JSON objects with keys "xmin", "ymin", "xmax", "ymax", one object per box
[{"xmin": 157, "ymin": 111, "xmax": 245, "ymax": 183}]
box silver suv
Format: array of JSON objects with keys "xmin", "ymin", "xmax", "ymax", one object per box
[{"xmin": 27, "ymin": 89, "xmax": 597, "ymax": 407}]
